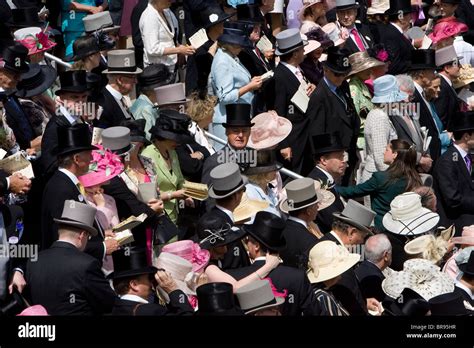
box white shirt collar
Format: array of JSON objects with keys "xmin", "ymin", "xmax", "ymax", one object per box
[
  {"xmin": 59, "ymin": 105, "xmax": 79, "ymax": 125},
  {"xmin": 216, "ymin": 205, "xmax": 234, "ymax": 223},
  {"xmin": 106, "ymin": 84, "xmax": 124, "ymax": 101},
  {"xmin": 280, "ymin": 61, "xmax": 300, "ymax": 76},
  {"xmin": 455, "ymin": 280, "xmax": 474, "ymax": 300},
  {"xmin": 330, "ymin": 231, "xmax": 346, "ymax": 246},
  {"xmin": 453, "ymin": 143, "xmax": 468, "ymax": 159},
  {"xmin": 288, "ymin": 216, "xmax": 308, "ymax": 228},
  {"xmin": 316, "ymin": 165, "xmax": 335, "ymax": 185},
  {"xmin": 120, "ymin": 294, "xmax": 149, "ymax": 304},
  {"xmin": 390, "ymin": 22, "xmax": 404, "ymax": 34},
  {"xmin": 440, "ymin": 73, "xmax": 453, "ymax": 86},
  {"xmin": 59, "ymin": 168, "xmax": 79, "ymax": 186},
  {"xmin": 0, "ymin": 87, "xmax": 5, "ymax": 93}
]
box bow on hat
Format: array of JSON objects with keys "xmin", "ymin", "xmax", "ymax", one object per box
[
  {"xmin": 251, "ymin": 111, "xmax": 288, "ymax": 142},
  {"xmin": 19, "ymin": 32, "xmax": 56, "ymax": 54},
  {"xmin": 191, "ymin": 243, "xmax": 209, "ymax": 265},
  {"xmin": 93, "ymin": 29, "xmax": 115, "ymax": 50},
  {"xmin": 89, "ymin": 145, "xmax": 124, "ymax": 177},
  {"xmin": 199, "ymin": 223, "xmax": 233, "ymax": 246}
]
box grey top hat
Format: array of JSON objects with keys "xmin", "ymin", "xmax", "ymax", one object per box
[
  {"xmin": 280, "ymin": 177, "xmax": 321, "ymax": 212},
  {"xmin": 275, "ymin": 28, "xmax": 308, "ymax": 56},
  {"xmin": 154, "ymin": 83, "xmax": 190, "ymax": 107},
  {"xmin": 208, "ymin": 163, "xmax": 246, "ymax": 199},
  {"xmin": 435, "ymin": 45, "xmax": 462, "ymax": 67},
  {"xmin": 336, "ymin": 0, "xmax": 360, "ymax": 10},
  {"xmin": 83, "ymin": 11, "xmax": 121, "ymax": 33},
  {"xmin": 235, "ymin": 279, "xmax": 285, "ymax": 315},
  {"xmin": 333, "ymin": 199, "xmax": 376, "ymax": 235},
  {"xmin": 102, "ymin": 49, "xmax": 143, "ymax": 75},
  {"xmin": 101, "ymin": 126, "xmax": 133, "ymax": 155},
  {"xmin": 54, "ymin": 200, "xmax": 98, "ymax": 236}
]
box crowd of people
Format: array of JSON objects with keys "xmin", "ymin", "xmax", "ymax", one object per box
[{"xmin": 0, "ymin": 0, "xmax": 474, "ymax": 316}]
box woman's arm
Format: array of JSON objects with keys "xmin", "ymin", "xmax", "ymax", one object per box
[
  {"xmin": 337, "ymin": 172, "xmax": 379, "ymax": 198},
  {"xmin": 69, "ymin": 1, "xmax": 99, "ymax": 13},
  {"xmin": 205, "ymin": 254, "xmax": 280, "ymax": 292}
]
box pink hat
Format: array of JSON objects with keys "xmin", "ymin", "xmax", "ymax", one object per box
[
  {"xmin": 248, "ymin": 111, "xmax": 292, "ymax": 149},
  {"xmin": 79, "ymin": 145, "xmax": 124, "ymax": 188},
  {"xmin": 14, "ymin": 27, "xmax": 57, "ymax": 56},
  {"xmin": 162, "ymin": 240, "xmax": 210, "ymax": 273},
  {"xmin": 452, "ymin": 226, "xmax": 474, "ymax": 246},
  {"xmin": 17, "ymin": 305, "xmax": 49, "ymax": 316},
  {"xmin": 429, "ymin": 20, "xmax": 468, "ymax": 44}
]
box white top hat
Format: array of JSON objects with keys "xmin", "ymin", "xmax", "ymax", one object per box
[
  {"xmin": 14, "ymin": 27, "xmax": 41, "ymax": 40},
  {"xmin": 83, "ymin": 11, "xmax": 121, "ymax": 33},
  {"xmin": 435, "ymin": 45, "xmax": 462, "ymax": 67}
]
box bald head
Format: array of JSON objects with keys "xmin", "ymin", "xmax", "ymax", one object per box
[{"xmin": 364, "ymin": 234, "xmax": 392, "ymax": 267}]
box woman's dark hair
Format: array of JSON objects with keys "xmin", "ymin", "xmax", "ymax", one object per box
[{"xmin": 386, "ymin": 139, "xmax": 422, "ymax": 191}]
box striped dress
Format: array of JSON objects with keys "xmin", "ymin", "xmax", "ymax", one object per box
[{"xmin": 313, "ymin": 288, "xmax": 350, "ymax": 316}]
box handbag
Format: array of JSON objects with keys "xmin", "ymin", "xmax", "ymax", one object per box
[{"xmin": 153, "ymin": 212, "xmax": 179, "ymax": 245}]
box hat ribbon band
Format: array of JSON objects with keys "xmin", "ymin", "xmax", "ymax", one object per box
[
  {"xmin": 211, "ymin": 180, "xmax": 244, "ymax": 196},
  {"xmin": 390, "ymin": 212, "xmax": 438, "ymax": 235},
  {"xmin": 290, "ymin": 194, "xmax": 318, "ymax": 209},
  {"xmin": 277, "ymin": 41, "xmax": 303, "ymax": 54},
  {"xmin": 244, "ymin": 297, "xmax": 278, "ymax": 313},
  {"xmin": 107, "ymin": 65, "xmax": 138, "ymax": 73}
]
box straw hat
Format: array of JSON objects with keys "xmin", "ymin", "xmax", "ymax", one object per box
[
  {"xmin": 348, "ymin": 51, "xmax": 385, "ymax": 76},
  {"xmin": 154, "ymin": 252, "xmax": 198, "ymax": 295},
  {"xmin": 307, "ymin": 240, "xmax": 360, "ymax": 283},
  {"xmin": 247, "ymin": 111, "xmax": 292, "ymax": 150},
  {"xmin": 301, "ymin": 34, "xmax": 322, "ymax": 56},
  {"xmin": 381, "ymin": 258, "xmax": 454, "ymax": 300},
  {"xmin": 452, "ymin": 64, "xmax": 474, "ymax": 90},
  {"xmin": 235, "ymin": 279, "xmax": 285, "ymax": 315},
  {"xmin": 367, "ymin": 0, "xmax": 390, "ymax": 14},
  {"xmin": 280, "ymin": 178, "xmax": 335, "ymax": 213},
  {"xmin": 403, "ymin": 234, "xmax": 450, "ymax": 264},
  {"xmin": 234, "ymin": 193, "xmax": 269, "ymax": 224},
  {"xmin": 452, "ymin": 225, "xmax": 474, "ymax": 246},
  {"xmin": 382, "ymin": 192, "xmax": 440, "ymax": 236}
]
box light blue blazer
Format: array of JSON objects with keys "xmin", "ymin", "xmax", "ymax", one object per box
[{"xmin": 130, "ymin": 94, "xmax": 159, "ymax": 140}]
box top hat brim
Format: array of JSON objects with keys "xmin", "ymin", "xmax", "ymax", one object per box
[
  {"xmin": 67, "ymin": 47, "xmax": 102, "ymax": 62},
  {"xmin": 244, "ymin": 296, "xmax": 285, "ymax": 315},
  {"xmin": 102, "ymin": 67, "xmax": 143, "ymax": 75},
  {"xmin": 154, "ymin": 98, "xmax": 191, "ymax": 108},
  {"xmin": 56, "ymin": 144, "xmax": 98, "ymax": 157},
  {"xmin": 280, "ymin": 192, "xmax": 320, "ymax": 213},
  {"xmin": 332, "ymin": 213, "xmax": 374, "ymax": 235},
  {"xmin": 242, "ymin": 225, "xmax": 287, "ymax": 251},
  {"xmin": 53, "ymin": 217, "xmax": 98, "ymax": 236},
  {"xmin": 204, "ymin": 13, "xmax": 234, "ymax": 29},
  {"xmin": 336, "ymin": 4, "xmax": 360, "ymax": 10},
  {"xmin": 223, "ymin": 121, "xmax": 255, "ymax": 128},
  {"xmin": 107, "ymin": 265, "xmax": 157, "ymax": 280},
  {"xmin": 85, "ymin": 25, "xmax": 121, "ymax": 34},
  {"xmin": 385, "ymin": 7, "xmax": 416, "ymax": 15},
  {"xmin": 407, "ymin": 63, "xmax": 437, "ymax": 71},
  {"xmin": 312, "ymin": 144, "xmax": 348, "ymax": 156},
  {"xmin": 150, "ymin": 128, "xmax": 193, "ymax": 144},
  {"xmin": 55, "ymin": 85, "xmax": 92, "ymax": 95},
  {"xmin": 130, "ymin": 134, "xmax": 151, "ymax": 146},
  {"xmin": 199, "ymin": 227, "xmax": 247, "ymax": 250},
  {"xmin": 243, "ymin": 162, "xmax": 283, "ymax": 175},
  {"xmin": 15, "ymin": 65, "xmax": 57, "ymax": 98},
  {"xmin": 322, "ymin": 60, "xmax": 352, "ymax": 74},
  {"xmin": 208, "ymin": 177, "xmax": 248, "ymax": 200},
  {"xmin": 218, "ymin": 34, "xmax": 254, "ymax": 49},
  {"xmin": 275, "ymin": 40, "xmax": 309, "ymax": 56}
]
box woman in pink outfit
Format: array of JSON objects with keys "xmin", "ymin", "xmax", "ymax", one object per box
[{"xmin": 443, "ymin": 226, "xmax": 474, "ymax": 280}]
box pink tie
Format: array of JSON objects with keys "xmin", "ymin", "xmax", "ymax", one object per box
[
  {"xmin": 295, "ymin": 69, "xmax": 304, "ymax": 82},
  {"xmin": 351, "ymin": 28, "xmax": 366, "ymax": 52}
]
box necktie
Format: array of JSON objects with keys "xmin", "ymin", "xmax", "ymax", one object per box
[
  {"xmin": 295, "ymin": 69, "xmax": 304, "ymax": 83},
  {"xmin": 351, "ymin": 28, "xmax": 366, "ymax": 52},
  {"xmin": 465, "ymin": 155, "xmax": 472, "ymax": 173},
  {"xmin": 336, "ymin": 87, "xmax": 348, "ymax": 109},
  {"xmin": 121, "ymin": 97, "xmax": 133, "ymax": 119},
  {"xmin": 77, "ymin": 182, "xmax": 86, "ymax": 197}
]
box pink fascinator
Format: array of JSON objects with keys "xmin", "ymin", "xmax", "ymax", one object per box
[{"xmin": 79, "ymin": 145, "xmax": 124, "ymax": 188}]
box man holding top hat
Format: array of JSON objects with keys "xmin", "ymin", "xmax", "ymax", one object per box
[
  {"xmin": 26, "ymin": 200, "xmax": 117, "ymax": 315},
  {"xmin": 96, "ymin": 49, "xmax": 143, "ymax": 128},
  {"xmin": 109, "ymin": 247, "xmax": 194, "ymax": 316},
  {"xmin": 307, "ymin": 46, "xmax": 361, "ymax": 185},
  {"xmin": 433, "ymin": 111, "xmax": 474, "ymax": 233}
]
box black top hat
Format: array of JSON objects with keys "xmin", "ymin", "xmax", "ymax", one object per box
[
  {"xmin": 55, "ymin": 70, "xmax": 91, "ymax": 95},
  {"xmin": 237, "ymin": 4, "xmax": 265, "ymax": 23},
  {"xmin": 459, "ymin": 251, "xmax": 474, "ymax": 276},
  {"xmin": 311, "ymin": 132, "xmax": 347, "ymax": 156},
  {"xmin": 223, "ymin": 103, "xmax": 254, "ymax": 128},
  {"xmin": 138, "ymin": 64, "xmax": 172, "ymax": 91},
  {"xmin": 15, "ymin": 64, "xmax": 57, "ymax": 98},
  {"xmin": 197, "ymin": 215, "xmax": 247, "ymax": 250},
  {"xmin": 107, "ymin": 247, "xmax": 157, "ymax": 280},
  {"xmin": 447, "ymin": 111, "xmax": 474, "ymax": 133},
  {"xmin": 120, "ymin": 119, "xmax": 151, "ymax": 146},
  {"xmin": 381, "ymin": 288, "xmax": 426, "ymax": 316},
  {"xmin": 243, "ymin": 149, "xmax": 282, "ymax": 175},
  {"xmin": 429, "ymin": 292, "xmax": 473, "ymax": 316},
  {"xmin": 386, "ymin": 0, "xmax": 416, "ymax": 15},
  {"xmin": 439, "ymin": 0, "xmax": 461, "ymax": 3},
  {"xmin": 69, "ymin": 36, "xmax": 101, "ymax": 62},
  {"xmin": 218, "ymin": 25, "xmax": 253, "ymax": 49},
  {"xmin": 201, "ymin": 6, "xmax": 233, "ymax": 29},
  {"xmin": 243, "ymin": 211, "xmax": 287, "ymax": 251},
  {"xmin": 6, "ymin": 7, "xmax": 44, "ymax": 28},
  {"xmin": 223, "ymin": 21, "xmax": 254, "ymax": 36},
  {"xmin": 56, "ymin": 124, "xmax": 98, "ymax": 157},
  {"xmin": 149, "ymin": 109, "xmax": 192, "ymax": 143},
  {"xmin": 196, "ymin": 282, "xmax": 244, "ymax": 315},
  {"xmin": 0, "ymin": 288, "xmax": 29, "ymax": 316},
  {"xmin": 322, "ymin": 46, "xmax": 352, "ymax": 74},
  {"xmin": 1, "ymin": 43, "xmax": 29, "ymax": 74},
  {"xmin": 408, "ymin": 49, "xmax": 436, "ymax": 71}
]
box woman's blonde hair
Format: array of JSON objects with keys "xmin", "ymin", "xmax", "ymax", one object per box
[
  {"xmin": 186, "ymin": 92, "xmax": 217, "ymax": 123},
  {"xmin": 247, "ymin": 172, "xmax": 274, "ymax": 190}
]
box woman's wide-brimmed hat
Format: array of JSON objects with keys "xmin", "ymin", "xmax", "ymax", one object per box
[
  {"xmin": 307, "ymin": 240, "xmax": 361, "ymax": 283},
  {"xmin": 138, "ymin": 64, "xmax": 173, "ymax": 91},
  {"xmin": 452, "ymin": 64, "xmax": 474, "ymax": 89},
  {"xmin": 403, "ymin": 234, "xmax": 450, "ymax": 264},
  {"xmin": 275, "ymin": 28, "xmax": 308, "ymax": 56},
  {"xmin": 107, "ymin": 246, "xmax": 157, "ymax": 279},
  {"xmin": 248, "ymin": 111, "xmax": 292, "ymax": 149},
  {"xmin": 69, "ymin": 36, "xmax": 101, "ymax": 62},
  {"xmin": 429, "ymin": 19, "xmax": 468, "ymax": 44},
  {"xmin": 233, "ymin": 193, "xmax": 270, "ymax": 224},
  {"xmin": 15, "ymin": 64, "xmax": 57, "ymax": 98},
  {"xmin": 280, "ymin": 178, "xmax": 335, "ymax": 213},
  {"xmin": 201, "ymin": 6, "xmax": 233, "ymax": 29},
  {"xmin": 302, "ymin": 34, "xmax": 322, "ymax": 56},
  {"xmin": 381, "ymin": 258, "xmax": 454, "ymax": 300},
  {"xmin": 383, "ymin": 192, "xmax": 440, "ymax": 236},
  {"xmin": 243, "ymin": 149, "xmax": 282, "ymax": 175},
  {"xmin": 54, "ymin": 200, "xmax": 98, "ymax": 236},
  {"xmin": 196, "ymin": 282, "xmax": 244, "ymax": 316},
  {"xmin": 14, "ymin": 27, "xmax": 56, "ymax": 55},
  {"xmin": 198, "ymin": 214, "xmax": 247, "ymax": 250},
  {"xmin": 333, "ymin": 200, "xmax": 376, "ymax": 235},
  {"xmin": 322, "ymin": 23, "xmax": 347, "ymax": 47},
  {"xmin": 242, "ymin": 211, "xmax": 287, "ymax": 251},
  {"xmin": 149, "ymin": 109, "xmax": 192, "ymax": 144},
  {"xmin": 154, "ymin": 252, "xmax": 199, "ymax": 295},
  {"xmin": 348, "ymin": 51, "xmax": 385, "ymax": 76},
  {"xmin": 452, "ymin": 225, "xmax": 474, "ymax": 246},
  {"xmin": 371, "ymin": 74, "xmax": 408, "ymax": 104},
  {"xmin": 235, "ymin": 279, "xmax": 285, "ymax": 315},
  {"xmin": 208, "ymin": 163, "xmax": 247, "ymax": 199},
  {"xmin": 367, "ymin": 0, "xmax": 390, "ymax": 14},
  {"xmin": 162, "ymin": 240, "xmax": 210, "ymax": 273},
  {"xmin": 218, "ymin": 25, "xmax": 253, "ymax": 49},
  {"xmin": 78, "ymin": 145, "xmax": 124, "ymax": 188}
]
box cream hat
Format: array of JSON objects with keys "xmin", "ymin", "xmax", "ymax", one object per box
[{"xmin": 307, "ymin": 240, "xmax": 360, "ymax": 283}]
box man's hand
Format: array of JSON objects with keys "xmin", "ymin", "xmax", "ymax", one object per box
[
  {"xmin": 104, "ymin": 229, "xmax": 115, "ymax": 238},
  {"xmin": 280, "ymin": 147, "xmax": 292, "ymax": 161},
  {"xmin": 9, "ymin": 173, "xmax": 32, "ymax": 195},
  {"xmin": 155, "ymin": 270, "xmax": 179, "ymax": 294},
  {"xmin": 367, "ymin": 298, "xmax": 382, "ymax": 315},
  {"xmin": 8, "ymin": 271, "xmax": 26, "ymax": 294},
  {"xmin": 264, "ymin": 49, "xmax": 275, "ymax": 60},
  {"xmin": 419, "ymin": 155, "xmax": 433, "ymax": 173},
  {"xmin": 104, "ymin": 238, "xmax": 120, "ymax": 255},
  {"xmin": 306, "ymin": 83, "xmax": 316, "ymax": 96}
]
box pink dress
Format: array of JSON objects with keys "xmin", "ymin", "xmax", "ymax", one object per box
[
  {"xmin": 119, "ymin": 0, "xmax": 139, "ymax": 36},
  {"xmin": 143, "ymin": 174, "xmax": 154, "ymax": 265}
]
